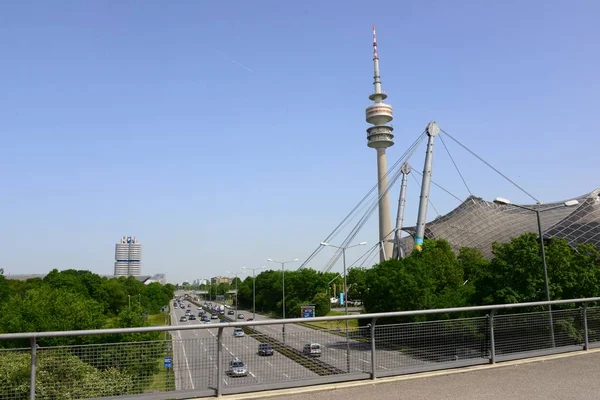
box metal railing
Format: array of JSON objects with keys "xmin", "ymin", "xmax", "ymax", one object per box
[{"xmin": 1, "ymin": 297, "xmax": 599, "ymax": 399}]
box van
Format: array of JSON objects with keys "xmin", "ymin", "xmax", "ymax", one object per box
[{"xmin": 303, "ymin": 343, "xmax": 321, "ymax": 357}]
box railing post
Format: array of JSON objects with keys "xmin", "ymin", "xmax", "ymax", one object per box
[
  {"xmin": 30, "ymin": 337, "xmax": 37, "ymax": 400},
  {"xmin": 489, "ymin": 310, "xmax": 496, "ymax": 364},
  {"xmin": 217, "ymin": 327, "xmax": 224, "ymax": 397},
  {"xmin": 370, "ymin": 318, "xmax": 378, "ymax": 380},
  {"xmin": 583, "ymin": 304, "xmax": 589, "ymax": 351}
]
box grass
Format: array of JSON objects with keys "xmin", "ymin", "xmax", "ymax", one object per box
[
  {"xmin": 145, "ymin": 357, "xmax": 175, "ymax": 393},
  {"xmin": 144, "ymin": 313, "xmax": 175, "ymax": 393},
  {"xmin": 301, "ymin": 310, "xmax": 359, "ymax": 330}
]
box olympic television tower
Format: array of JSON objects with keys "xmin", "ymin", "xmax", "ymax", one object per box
[{"xmin": 366, "ymin": 26, "xmax": 394, "ymax": 262}]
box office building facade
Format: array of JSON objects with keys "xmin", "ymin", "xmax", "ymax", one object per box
[{"xmin": 114, "ymin": 236, "xmax": 142, "ymax": 277}]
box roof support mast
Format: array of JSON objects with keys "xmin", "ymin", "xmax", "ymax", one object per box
[
  {"xmin": 392, "ymin": 163, "xmax": 411, "ymax": 258},
  {"xmin": 414, "ymin": 122, "xmax": 440, "ymax": 251}
]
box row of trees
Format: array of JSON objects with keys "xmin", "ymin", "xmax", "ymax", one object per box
[
  {"xmin": 362, "ymin": 234, "xmax": 600, "ymax": 320},
  {"xmin": 225, "ymin": 234, "xmax": 600, "ymax": 320},
  {"xmin": 226, "ymin": 269, "xmax": 341, "ymax": 318},
  {"xmin": 0, "ymin": 269, "xmax": 176, "ymax": 398}
]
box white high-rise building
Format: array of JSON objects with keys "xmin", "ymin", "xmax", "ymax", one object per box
[{"xmin": 114, "ymin": 236, "xmax": 142, "ymax": 277}]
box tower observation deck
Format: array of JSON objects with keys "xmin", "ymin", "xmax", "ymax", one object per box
[{"xmin": 366, "ymin": 26, "xmax": 394, "ymax": 262}]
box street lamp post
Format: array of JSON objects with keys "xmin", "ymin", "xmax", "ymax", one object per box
[
  {"xmin": 243, "ymin": 266, "xmax": 266, "ymax": 320},
  {"xmin": 267, "ymin": 258, "xmax": 299, "ymax": 344},
  {"xmin": 494, "ymin": 197, "xmax": 579, "ymax": 348},
  {"xmin": 320, "ymin": 241, "xmax": 367, "ymax": 373},
  {"xmin": 227, "ymin": 271, "xmax": 245, "ymax": 318}
]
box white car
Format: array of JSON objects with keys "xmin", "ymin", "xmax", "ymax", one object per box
[
  {"xmin": 227, "ymin": 359, "xmax": 248, "ymax": 377},
  {"xmin": 233, "ymin": 328, "xmax": 245, "ymax": 337}
]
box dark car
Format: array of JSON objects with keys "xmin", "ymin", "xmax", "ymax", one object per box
[
  {"xmin": 188, "ymin": 314, "xmax": 196, "ymax": 320},
  {"xmin": 258, "ymin": 343, "xmax": 274, "ymax": 356},
  {"xmin": 246, "ymin": 318, "xmax": 254, "ymax": 321}
]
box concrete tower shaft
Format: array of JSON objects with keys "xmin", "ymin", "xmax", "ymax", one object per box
[{"xmin": 365, "ymin": 26, "xmax": 394, "ymax": 262}]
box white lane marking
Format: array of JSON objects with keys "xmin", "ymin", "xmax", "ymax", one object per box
[
  {"xmin": 223, "ymin": 378, "xmax": 229, "ymax": 386},
  {"xmin": 359, "ymin": 359, "xmax": 369, "ymax": 364},
  {"xmin": 283, "ymin": 373, "xmax": 290, "ymax": 378},
  {"xmin": 379, "ymin": 365, "xmax": 389, "ymax": 370},
  {"xmin": 266, "ymin": 361, "xmax": 273, "ymax": 367},
  {"xmin": 249, "ymin": 371, "xmax": 256, "ymax": 378},
  {"xmin": 172, "ymin": 310, "xmax": 195, "ymax": 390}
]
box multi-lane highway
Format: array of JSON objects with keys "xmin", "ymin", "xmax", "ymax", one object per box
[
  {"xmin": 169, "ymin": 301, "xmax": 318, "ymax": 392},
  {"xmin": 212, "ymin": 302, "xmax": 426, "ymax": 374}
]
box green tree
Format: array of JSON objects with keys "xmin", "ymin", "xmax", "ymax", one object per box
[
  {"xmin": 347, "ymin": 267, "xmax": 367, "ymax": 301},
  {"xmin": 0, "ymin": 286, "xmax": 106, "ymax": 346},
  {"xmin": 97, "ymin": 279, "xmax": 129, "ymax": 315},
  {"xmin": 312, "ymin": 292, "xmax": 331, "ymax": 316},
  {"xmin": 475, "ymin": 233, "xmax": 545, "ymax": 305},
  {"xmin": 363, "ymin": 239, "xmax": 467, "ymax": 321},
  {"xmin": 0, "ymin": 350, "xmax": 134, "ymax": 399}
]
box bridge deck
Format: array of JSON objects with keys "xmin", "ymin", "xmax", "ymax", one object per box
[{"xmin": 232, "ymin": 349, "xmax": 600, "ymax": 400}]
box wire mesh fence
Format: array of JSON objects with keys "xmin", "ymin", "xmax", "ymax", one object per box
[
  {"xmin": 494, "ymin": 308, "xmax": 584, "ymax": 357},
  {"xmin": 374, "ymin": 316, "xmax": 488, "ymax": 372},
  {"xmin": 0, "ymin": 298, "xmax": 598, "ymax": 399}
]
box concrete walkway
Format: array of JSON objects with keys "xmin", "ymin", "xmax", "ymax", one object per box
[{"xmin": 219, "ymin": 349, "xmax": 600, "ymax": 400}]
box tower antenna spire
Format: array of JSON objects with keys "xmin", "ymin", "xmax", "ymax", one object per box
[{"xmin": 372, "ymin": 25, "xmax": 383, "ymax": 96}]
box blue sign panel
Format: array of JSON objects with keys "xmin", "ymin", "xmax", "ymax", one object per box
[
  {"xmin": 164, "ymin": 356, "xmax": 172, "ymax": 369},
  {"xmin": 340, "ymin": 292, "xmax": 344, "ymax": 306},
  {"xmin": 302, "ymin": 306, "xmax": 314, "ymax": 318}
]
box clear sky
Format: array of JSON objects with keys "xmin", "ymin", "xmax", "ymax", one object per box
[{"xmin": 1, "ymin": 1, "xmax": 598, "ymax": 283}]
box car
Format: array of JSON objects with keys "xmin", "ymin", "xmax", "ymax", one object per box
[
  {"xmin": 258, "ymin": 343, "xmax": 274, "ymax": 356},
  {"xmin": 211, "ymin": 313, "xmax": 218, "ymax": 319},
  {"xmin": 246, "ymin": 318, "xmax": 254, "ymax": 321},
  {"xmin": 228, "ymin": 310, "xmax": 235, "ymax": 315},
  {"xmin": 204, "ymin": 319, "xmax": 212, "ymax": 324},
  {"xmin": 303, "ymin": 343, "xmax": 322, "ymax": 357},
  {"xmin": 237, "ymin": 314, "xmax": 245, "ymax": 319},
  {"xmin": 179, "ymin": 316, "xmax": 188, "ymax": 322},
  {"xmin": 227, "ymin": 359, "xmax": 248, "ymax": 377},
  {"xmin": 188, "ymin": 314, "xmax": 196, "ymax": 320},
  {"xmin": 233, "ymin": 328, "xmax": 245, "ymax": 337},
  {"xmin": 187, "ymin": 304, "xmax": 192, "ymax": 308},
  {"xmin": 220, "ymin": 319, "xmax": 228, "ymax": 323}
]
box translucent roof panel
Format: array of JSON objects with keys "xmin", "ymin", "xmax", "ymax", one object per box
[{"xmin": 400, "ymin": 189, "xmax": 600, "ymax": 259}]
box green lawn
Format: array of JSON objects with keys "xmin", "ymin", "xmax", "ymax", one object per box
[
  {"xmin": 302, "ymin": 310, "xmax": 359, "ymax": 330},
  {"xmin": 147, "ymin": 313, "xmax": 168, "ymax": 326},
  {"xmin": 144, "ymin": 313, "xmax": 174, "ymax": 393}
]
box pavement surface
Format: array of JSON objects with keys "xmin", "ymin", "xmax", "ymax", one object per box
[
  {"xmin": 228, "ymin": 350, "xmax": 600, "ymax": 400},
  {"xmin": 213, "ymin": 302, "xmax": 427, "ymax": 374},
  {"xmin": 169, "ymin": 301, "xmax": 318, "ymax": 392}
]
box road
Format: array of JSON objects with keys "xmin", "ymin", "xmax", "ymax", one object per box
[
  {"xmin": 214, "ymin": 303, "xmax": 426, "ymax": 375},
  {"xmin": 169, "ymin": 301, "xmax": 318, "ymax": 392}
]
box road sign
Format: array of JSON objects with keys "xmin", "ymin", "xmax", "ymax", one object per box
[
  {"xmin": 301, "ymin": 305, "xmax": 315, "ymax": 318},
  {"xmin": 164, "ymin": 356, "xmax": 172, "ymax": 369}
]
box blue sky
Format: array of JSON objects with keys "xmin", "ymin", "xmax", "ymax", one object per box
[{"xmin": 0, "ymin": 1, "xmax": 598, "ymax": 283}]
